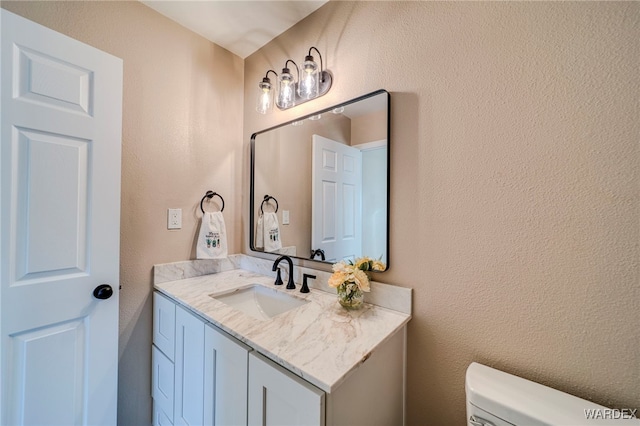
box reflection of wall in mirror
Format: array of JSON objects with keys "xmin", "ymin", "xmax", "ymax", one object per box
[
  {"xmin": 351, "ymin": 109, "xmax": 387, "ymax": 146},
  {"xmin": 254, "ymin": 115, "xmax": 350, "ymax": 254},
  {"xmin": 352, "ymin": 109, "xmax": 388, "ymax": 263},
  {"xmin": 254, "ymin": 108, "xmax": 387, "ymax": 260},
  {"xmin": 359, "ymin": 143, "xmax": 388, "ymax": 264}
]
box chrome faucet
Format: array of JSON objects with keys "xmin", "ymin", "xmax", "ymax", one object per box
[{"xmin": 272, "ymin": 255, "xmax": 295, "ymax": 289}]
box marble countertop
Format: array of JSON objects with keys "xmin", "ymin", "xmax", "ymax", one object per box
[{"xmin": 154, "ymin": 268, "xmax": 411, "ymax": 393}]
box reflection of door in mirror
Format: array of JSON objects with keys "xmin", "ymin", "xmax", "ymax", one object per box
[
  {"xmin": 311, "ymin": 136, "xmax": 388, "ymax": 265},
  {"xmin": 312, "ymin": 135, "xmax": 363, "ymax": 263}
]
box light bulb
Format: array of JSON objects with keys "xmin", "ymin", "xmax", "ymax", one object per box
[
  {"xmin": 298, "ymin": 55, "xmax": 319, "ymax": 100},
  {"xmin": 277, "ymin": 68, "xmax": 295, "ymax": 109},
  {"xmin": 256, "ymin": 78, "xmax": 273, "ymax": 114}
]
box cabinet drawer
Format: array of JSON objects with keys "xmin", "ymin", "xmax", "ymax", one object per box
[
  {"xmin": 153, "ymin": 404, "xmax": 173, "ymax": 426},
  {"xmin": 152, "ymin": 345, "xmax": 174, "ymax": 422},
  {"xmin": 153, "ymin": 292, "xmax": 176, "ymax": 360}
]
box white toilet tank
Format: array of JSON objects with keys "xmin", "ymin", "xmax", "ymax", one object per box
[{"xmin": 466, "ymin": 362, "xmax": 639, "ymax": 426}]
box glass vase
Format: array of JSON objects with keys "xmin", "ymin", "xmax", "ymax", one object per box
[{"xmin": 337, "ymin": 283, "xmax": 364, "ymax": 310}]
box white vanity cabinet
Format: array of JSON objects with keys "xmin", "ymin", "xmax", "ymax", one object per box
[
  {"xmin": 152, "ymin": 292, "xmax": 250, "ymax": 426},
  {"xmin": 152, "ymin": 290, "xmax": 407, "ymax": 426}
]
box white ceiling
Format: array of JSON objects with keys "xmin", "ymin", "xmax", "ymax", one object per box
[{"xmin": 140, "ymin": 0, "xmax": 328, "ymax": 59}]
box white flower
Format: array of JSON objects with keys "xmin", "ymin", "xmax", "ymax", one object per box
[
  {"xmin": 353, "ymin": 269, "xmax": 370, "ymax": 292},
  {"xmin": 332, "ymin": 261, "xmax": 349, "ymax": 273},
  {"xmin": 328, "ymin": 271, "xmax": 348, "ymax": 288}
]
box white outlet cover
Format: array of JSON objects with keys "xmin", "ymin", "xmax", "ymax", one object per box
[{"xmin": 168, "ymin": 208, "xmax": 182, "ymax": 229}]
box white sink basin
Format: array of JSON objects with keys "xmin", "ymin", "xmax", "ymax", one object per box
[{"xmin": 210, "ymin": 285, "xmax": 309, "ymax": 321}]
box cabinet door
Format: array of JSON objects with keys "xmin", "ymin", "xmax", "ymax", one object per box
[
  {"xmin": 174, "ymin": 306, "xmax": 205, "ymax": 426},
  {"xmin": 153, "ymin": 292, "xmax": 176, "ymax": 361},
  {"xmin": 152, "ymin": 346, "xmax": 174, "ymax": 423},
  {"xmin": 248, "ymin": 352, "xmax": 325, "ymax": 426},
  {"xmin": 204, "ymin": 324, "xmax": 251, "ymax": 426}
]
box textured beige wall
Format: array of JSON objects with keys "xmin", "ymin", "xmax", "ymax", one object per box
[
  {"xmin": 244, "ymin": 2, "xmax": 639, "ymax": 424},
  {"xmin": 1, "ymin": 2, "xmax": 244, "ymax": 425}
]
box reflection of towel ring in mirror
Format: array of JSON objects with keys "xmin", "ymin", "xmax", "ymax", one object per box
[
  {"xmin": 200, "ymin": 191, "xmax": 225, "ymax": 213},
  {"xmin": 260, "ymin": 195, "xmax": 278, "ymax": 214}
]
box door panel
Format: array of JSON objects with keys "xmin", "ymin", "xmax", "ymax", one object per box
[
  {"xmin": 1, "ymin": 10, "xmax": 122, "ymax": 426},
  {"xmin": 16, "ymin": 127, "xmax": 89, "ymax": 278},
  {"xmin": 15, "ymin": 44, "xmax": 93, "ymax": 115},
  {"xmin": 321, "ymin": 181, "xmax": 337, "ymax": 244},
  {"xmin": 11, "ymin": 318, "xmax": 87, "ymax": 426}
]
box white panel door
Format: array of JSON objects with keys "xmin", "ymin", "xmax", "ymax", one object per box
[
  {"xmin": 0, "ymin": 10, "xmax": 122, "ymax": 426},
  {"xmin": 248, "ymin": 352, "xmax": 324, "ymax": 426},
  {"xmin": 311, "ymin": 135, "xmax": 362, "ymax": 263}
]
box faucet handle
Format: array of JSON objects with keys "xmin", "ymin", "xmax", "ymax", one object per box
[
  {"xmin": 301, "ymin": 274, "xmax": 316, "ymax": 293},
  {"xmin": 274, "ymin": 268, "xmax": 283, "ymax": 286}
]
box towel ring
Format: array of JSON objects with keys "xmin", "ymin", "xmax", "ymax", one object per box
[
  {"xmin": 260, "ymin": 195, "xmax": 278, "ymax": 214},
  {"xmin": 200, "ymin": 191, "xmax": 225, "ymax": 213}
]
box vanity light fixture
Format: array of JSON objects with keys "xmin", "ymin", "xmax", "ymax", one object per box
[
  {"xmin": 256, "ymin": 46, "xmax": 332, "ymax": 114},
  {"xmin": 256, "ymin": 70, "xmax": 277, "ymax": 114}
]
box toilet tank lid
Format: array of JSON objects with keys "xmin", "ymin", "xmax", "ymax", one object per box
[{"xmin": 465, "ymin": 362, "xmax": 639, "ymax": 426}]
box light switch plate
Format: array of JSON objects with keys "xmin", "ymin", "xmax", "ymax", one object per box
[
  {"xmin": 282, "ymin": 210, "xmax": 290, "ymax": 225},
  {"xmin": 168, "ymin": 208, "xmax": 182, "ymax": 229}
]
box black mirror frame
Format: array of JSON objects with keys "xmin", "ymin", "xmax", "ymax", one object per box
[{"xmin": 250, "ymin": 89, "xmax": 390, "ymax": 270}]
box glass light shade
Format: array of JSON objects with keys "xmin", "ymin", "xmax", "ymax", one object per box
[
  {"xmin": 256, "ymin": 79, "xmax": 273, "ymax": 114},
  {"xmin": 298, "ymin": 56, "xmax": 319, "ymax": 100},
  {"xmin": 277, "ymin": 69, "xmax": 296, "ymax": 109}
]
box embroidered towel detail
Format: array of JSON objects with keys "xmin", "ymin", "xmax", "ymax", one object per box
[
  {"xmin": 263, "ymin": 212, "xmax": 282, "ymax": 252},
  {"xmin": 196, "ymin": 212, "xmax": 228, "ymax": 259},
  {"xmin": 255, "ymin": 213, "xmax": 264, "ymax": 249}
]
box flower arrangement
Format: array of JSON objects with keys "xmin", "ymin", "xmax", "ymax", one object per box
[{"xmin": 328, "ymin": 257, "xmax": 386, "ymax": 309}]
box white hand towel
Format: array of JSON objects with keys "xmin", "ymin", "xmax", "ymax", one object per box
[
  {"xmin": 255, "ymin": 213, "xmax": 264, "ymax": 249},
  {"xmin": 196, "ymin": 212, "xmax": 228, "ymax": 259},
  {"xmin": 262, "ymin": 212, "xmax": 282, "ymax": 252}
]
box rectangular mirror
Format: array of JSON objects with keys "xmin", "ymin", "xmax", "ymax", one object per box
[{"xmin": 250, "ymin": 89, "xmax": 389, "ymax": 270}]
